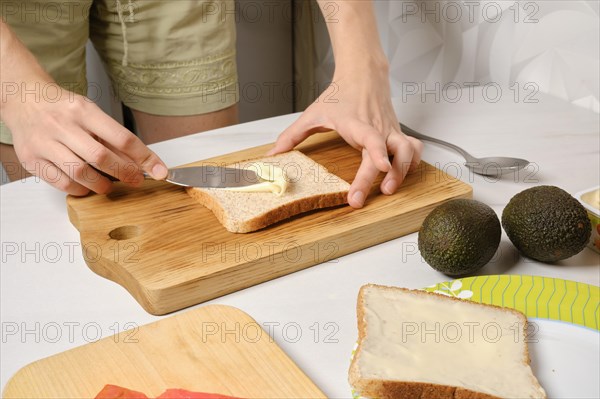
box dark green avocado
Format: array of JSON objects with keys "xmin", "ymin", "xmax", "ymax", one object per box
[
  {"xmin": 418, "ymin": 199, "xmax": 501, "ymax": 276},
  {"xmin": 502, "ymin": 185, "xmax": 591, "ymax": 262}
]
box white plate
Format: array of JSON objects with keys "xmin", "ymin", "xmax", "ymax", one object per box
[{"xmin": 530, "ymin": 320, "xmax": 599, "ymax": 398}]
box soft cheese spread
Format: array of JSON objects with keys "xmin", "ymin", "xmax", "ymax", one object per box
[
  {"xmin": 581, "ymin": 188, "xmax": 600, "ymax": 212},
  {"xmin": 225, "ymin": 162, "xmax": 288, "ymax": 196},
  {"xmin": 357, "ymin": 286, "xmax": 546, "ymax": 398}
]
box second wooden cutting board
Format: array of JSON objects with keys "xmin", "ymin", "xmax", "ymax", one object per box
[
  {"xmin": 3, "ymin": 305, "xmax": 325, "ymax": 398},
  {"xmin": 67, "ymin": 132, "xmax": 472, "ymax": 315}
]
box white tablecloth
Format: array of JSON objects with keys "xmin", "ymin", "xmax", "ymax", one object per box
[{"xmin": 1, "ymin": 90, "xmax": 598, "ymax": 397}]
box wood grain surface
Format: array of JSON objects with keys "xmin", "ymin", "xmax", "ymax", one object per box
[
  {"xmin": 3, "ymin": 305, "xmax": 326, "ymax": 399},
  {"xmin": 66, "ymin": 132, "xmax": 472, "ymax": 315}
]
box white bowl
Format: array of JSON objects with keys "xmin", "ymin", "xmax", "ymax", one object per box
[{"xmin": 576, "ymin": 186, "xmax": 600, "ymax": 253}]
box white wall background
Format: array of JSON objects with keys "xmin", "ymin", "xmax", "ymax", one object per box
[
  {"xmin": 377, "ymin": 0, "xmax": 600, "ymax": 113},
  {"xmin": 312, "ymin": 0, "xmax": 599, "ymax": 113}
]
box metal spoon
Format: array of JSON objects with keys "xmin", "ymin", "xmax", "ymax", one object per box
[{"xmin": 400, "ymin": 123, "xmax": 530, "ymax": 177}]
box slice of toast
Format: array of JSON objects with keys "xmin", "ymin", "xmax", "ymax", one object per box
[
  {"xmin": 186, "ymin": 151, "xmax": 350, "ymax": 233},
  {"xmin": 349, "ymin": 284, "xmax": 547, "ymax": 399}
]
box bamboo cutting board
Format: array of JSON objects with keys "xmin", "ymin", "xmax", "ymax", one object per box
[
  {"xmin": 67, "ymin": 132, "xmax": 472, "ymax": 315},
  {"xmin": 3, "ymin": 305, "xmax": 326, "ymax": 398}
]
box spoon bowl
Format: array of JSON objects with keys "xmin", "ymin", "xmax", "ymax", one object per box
[
  {"xmin": 400, "ymin": 123, "xmax": 530, "ymax": 178},
  {"xmin": 464, "ymin": 156, "xmax": 530, "ymax": 176}
]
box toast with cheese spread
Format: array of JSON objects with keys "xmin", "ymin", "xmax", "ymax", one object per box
[
  {"xmin": 186, "ymin": 151, "xmax": 350, "ymax": 233},
  {"xmin": 349, "ymin": 284, "xmax": 547, "ymax": 399}
]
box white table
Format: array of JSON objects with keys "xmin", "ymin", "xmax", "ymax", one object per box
[{"xmin": 1, "ymin": 89, "xmax": 599, "ymax": 397}]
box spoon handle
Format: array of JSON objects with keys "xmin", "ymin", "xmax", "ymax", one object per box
[{"xmin": 400, "ymin": 123, "xmax": 475, "ymax": 162}]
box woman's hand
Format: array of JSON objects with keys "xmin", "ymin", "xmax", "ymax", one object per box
[
  {"xmin": 269, "ymin": 63, "xmax": 423, "ymax": 208},
  {"xmin": 1, "ymin": 20, "xmax": 167, "ymax": 196},
  {"xmin": 268, "ymin": 0, "xmax": 423, "ymax": 208},
  {"xmin": 5, "ymin": 89, "xmax": 168, "ymax": 196}
]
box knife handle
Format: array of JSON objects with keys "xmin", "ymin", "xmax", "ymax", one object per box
[
  {"xmin": 90, "ymin": 166, "xmax": 119, "ymax": 182},
  {"xmin": 90, "ymin": 166, "xmax": 153, "ymax": 182}
]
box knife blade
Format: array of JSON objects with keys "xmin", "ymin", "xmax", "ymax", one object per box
[
  {"xmin": 164, "ymin": 166, "xmax": 261, "ymax": 188},
  {"xmin": 92, "ymin": 165, "xmax": 261, "ymax": 188}
]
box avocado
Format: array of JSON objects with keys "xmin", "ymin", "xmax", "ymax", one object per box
[
  {"xmin": 502, "ymin": 186, "xmax": 591, "ymax": 262},
  {"xmin": 418, "ymin": 199, "xmax": 501, "ymax": 276}
]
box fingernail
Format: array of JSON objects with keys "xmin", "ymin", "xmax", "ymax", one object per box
[
  {"xmin": 383, "ymin": 179, "xmax": 397, "ymax": 195},
  {"xmin": 152, "ymin": 164, "xmax": 168, "ymax": 179},
  {"xmin": 351, "ymin": 191, "xmax": 365, "ymax": 206}
]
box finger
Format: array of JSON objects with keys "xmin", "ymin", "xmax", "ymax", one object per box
[
  {"xmin": 50, "ymin": 144, "xmax": 113, "ymax": 194},
  {"xmin": 83, "ymin": 110, "xmax": 168, "ymax": 180},
  {"xmin": 381, "ymin": 134, "xmax": 415, "ymax": 195},
  {"xmin": 406, "ymin": 136, "xmax": 423, "ymax": 172},
  {"xmin": 267, "ymin": 116, "xmax": 313, "ymax": 155},
  {"xmin": 60, "ymin": 129, "xmax": 143, "ymax": 186},
  {"xmin": 27, "ymin": 159, "xmax": 90, "ymax": 196},
  {"xmin": 349, "ymin": 123, "xmax": 391, "ymax": 173},
  {"xmin": 103, "ymin": 145, "xmax": 152, "ymax": 188},
  {"xmin": 101, "ymin": 144, "xmax": 144, "ymax": 184},
  {"xmin": 348, "ymin": 149, "xmax": 381, "ymax": 208}
]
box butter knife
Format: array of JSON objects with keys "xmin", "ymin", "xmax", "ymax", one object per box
[
  {"xmin": 161, "ymin": 166, "xmax": 261, "ymax": 188},
  {"xmin": 94, "ymin": 165, "xmax": 261, "ymax": 188}
]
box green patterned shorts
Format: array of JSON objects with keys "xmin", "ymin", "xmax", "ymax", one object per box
[{"xmin": 1, "ymin": 0, "xmax": 238, "ymax": 144}]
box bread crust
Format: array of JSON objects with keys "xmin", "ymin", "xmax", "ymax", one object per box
[
  {"xmin": 349, "ymin": 284, "xmax": 546, "ymax": 399},
  {"xmin": 350, "ymin": 379, "xmax": 501, "ymax": 399},
  {"xmin": 186, "ymin": 187, "xmax": 348, "ymax": 233},
  {"xmin": 185, "ymin": 151, "xmax": 350, "ymax": 233}
]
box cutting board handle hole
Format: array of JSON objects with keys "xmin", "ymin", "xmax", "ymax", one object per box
[{"xmin": 109, "ymin": 225, "xmax": 141, "ymax": 240}]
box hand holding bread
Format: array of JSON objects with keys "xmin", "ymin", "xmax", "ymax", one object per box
[
  {"xmin": 268, "ymin": 77, "xmax": 422, "ymax": 209},
  {"xmin": 269, "ymin": 1, "xmax": 423, "ymax": 209}
]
